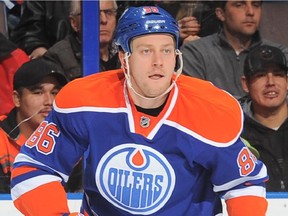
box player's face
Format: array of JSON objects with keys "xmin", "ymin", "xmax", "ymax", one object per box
[
  {"xmin": 13, "ymin": 76, "xmax": 62, "ymax": 130},
  {"xmin": 99, "ymin": 1, "xmax": 117, "ymax": 46},
  {"xmin": 245, "ymin": 65, "xmax": 288, "ymax": 111},
  {"xmin": 128, "ymin": 34, "xmax": 176, "ymax": 98},
  {"xmin": 217, "ymin": 0, "xmax": 262, "ymax": 37}
]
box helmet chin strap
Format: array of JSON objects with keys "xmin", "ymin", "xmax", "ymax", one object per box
[{"xmin": 123, "ymin": 49, "xmax": 183, "ymax": 101}]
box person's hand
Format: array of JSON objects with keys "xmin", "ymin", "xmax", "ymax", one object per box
[
  {"xmin": 29, "ymin": 47, "xmax": 48, "ymax": 59},
  {"xmin": 182, "ymin": 35, "xmax": 200, "ymax": 44},
  {"xmin": 178, "ymin": 16, "xmax": 200, "ymax": 42}
]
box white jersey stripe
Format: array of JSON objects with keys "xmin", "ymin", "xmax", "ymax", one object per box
[
  {"xmin": 214, "ymin": 165, "xmax": 267, "ymax": 192},
  {"xmin": 11, "ymin": 175, "xmax": 62, "ymax": 201},
  {"xmin": 222, "ymin": 185, "xmax": 266, "ymax": 200}
]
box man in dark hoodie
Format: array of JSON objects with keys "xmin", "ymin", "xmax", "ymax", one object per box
[{"xmin": 240, "ymin": 45, "xmax": 288, "ymax": 191}]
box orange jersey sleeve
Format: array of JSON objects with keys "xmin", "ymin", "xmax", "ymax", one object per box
[
  {"xmin": 226, "ymin": 196, "xmax": 268, "ymax": 216},
  {"xmin": 13, "ymin": 178, "xmax": 70, "ymax": 215}
]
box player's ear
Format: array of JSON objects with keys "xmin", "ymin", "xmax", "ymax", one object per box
[{"xmin": 118, "ymin": 51, "xmax": 128, "ymax": 70}]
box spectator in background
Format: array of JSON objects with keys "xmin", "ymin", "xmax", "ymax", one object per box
[
  {"xmin": 99, "ymin": 0, "xmax": 120, "ymax": 72},
  {"xmin": 43, "ymin": 0, "xmax": 82, "ymax": 81},
  {"xmin": 0, "ymin": 58, "xmax": 68, "ymax": 193},
  {"xmin": 181, "ymin": 0, "xmax": 288, "ymax": 99},
  {"xmin": 10, "ymin": 0, "xmax": 72, "ymax": 59},
  {"xmin": 1, "ymin": 0, "xmax": 23, "ymax": 37},
  {"xmin": 159, "ymin": 1, "xmax": 201, "ymax": 44},
  {"xmin": 240, "ymin": 45, "xmax": 288, "ymax": 191},
  {"xmin": 0, "ymin": 32, "xmax": 29, "ymax": 116},
  {"xmin": 173, "ymin": 1, "xmax": 219, "ymax": 44},
  {"xmin": 44, "ymin": 0, "xmax": 120, "ymax": 81}
]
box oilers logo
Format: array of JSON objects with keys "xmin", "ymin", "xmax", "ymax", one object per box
[{"xmin": 96, "ymin": 144, "xmax": 175, "ymax": 215}]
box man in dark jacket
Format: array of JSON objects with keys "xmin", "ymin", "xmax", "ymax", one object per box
[
  {"xmin": 10, "ymin": 1, "xmax": 72, "ymax": 59},
  {"xmin": 43, "ymin": 0, "xmax": 120, "ymax": 81},
  {"xmin": 240, "ymin": 45, "xmax": 288, "ymax": 191}
]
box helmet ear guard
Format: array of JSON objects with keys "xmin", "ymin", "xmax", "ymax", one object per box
[
  {"xmin": 175, "ymin": 49, "xmax": 183, "ymax": 77},
  {"xmin": 115, "ymin": 6, "xmax": 180, "ymax": 53}
]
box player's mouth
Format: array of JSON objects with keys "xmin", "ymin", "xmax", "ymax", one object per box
[{"xmin": 149, "ymin": 74, "xmax": 164, "ymax": 80}]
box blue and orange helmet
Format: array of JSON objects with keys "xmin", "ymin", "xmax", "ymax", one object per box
[{"xmin": 115, "ymin": 6, "xmax": 179, "ymax": 53}]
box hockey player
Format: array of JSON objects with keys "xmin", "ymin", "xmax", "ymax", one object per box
[{"xmin": 11, "ymin": 6, "xmax": 268, "ymax": 216}]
